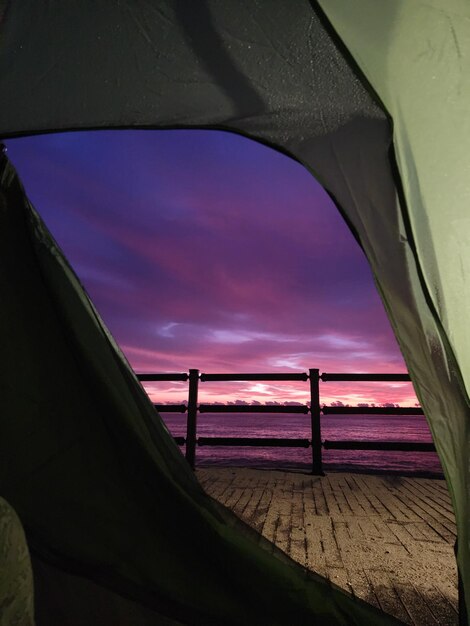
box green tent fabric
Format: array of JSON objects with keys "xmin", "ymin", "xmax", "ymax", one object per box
[
  {"xmin": 0, "ymin": 0, "xmax": 468, "ymax": 622},
  {"xmin": 317, "ymin": 3, "xmax": 470, "ymax": 617},
  {"xmin": 0, "ymin": 496, "xmax": 35, "ymax": 625},
  {"xmin": 0, "ymin": 152, "xmax": 402, "ymax": 624}
]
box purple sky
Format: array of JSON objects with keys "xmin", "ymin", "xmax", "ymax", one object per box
[{"xmin": 6, "ymin": 130, "xmax": 418, "ymax": 406}]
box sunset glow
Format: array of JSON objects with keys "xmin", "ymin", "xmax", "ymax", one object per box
[{"xmin": 6, "ymin": 130, "xmax": 419, "ymax": 408}]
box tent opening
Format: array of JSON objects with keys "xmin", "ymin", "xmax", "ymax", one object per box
[
  {"xmin": 4, "ymin": 129, "xmax": 436, "ymax": 470},
  {"xmin": 3, "ymin": 128, "xmax": 459, "ymax": 624}
]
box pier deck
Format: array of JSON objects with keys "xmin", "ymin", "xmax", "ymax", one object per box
[{"xmin": 196, "ymin": 468, "xmax": 458, "ymax": 625}]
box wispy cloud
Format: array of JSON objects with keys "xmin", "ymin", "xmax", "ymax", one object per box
[{"xmin": 6, "ymin": 130, "xmax": 416, "ymax": 406}]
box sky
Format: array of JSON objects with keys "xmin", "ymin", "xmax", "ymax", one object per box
[{"xmin": 6, "ymin": 130, "xmax": 419, "ymax": 407}]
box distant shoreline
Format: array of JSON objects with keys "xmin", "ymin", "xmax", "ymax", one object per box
[{"xmin": 197, "ymin": 459, "xmax": 445, "ymax": 480}]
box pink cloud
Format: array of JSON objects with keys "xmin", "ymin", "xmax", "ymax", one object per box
[{"xmin": 6, "ymin": 130, "xmax": 418, "ymax": 408}]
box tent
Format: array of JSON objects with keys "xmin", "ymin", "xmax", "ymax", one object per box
[{"xmin": 0, "ymin": 1, "xmax": 468, "ymax": 624}]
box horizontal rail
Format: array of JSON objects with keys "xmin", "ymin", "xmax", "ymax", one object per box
[
  {"xmin": 321, "ymin": 373, "xmax": 410, "ymax": 382},
  {"xmin": 173, "ymin": 436, "xmax": 186, "ymax": 445},
  {"xmin": 322, "ymin": 406, "xmax": 423, "ymax": 415},
  {"xmin": 197, "ymin": 437, "xmax": 310, "ymax": 447},
  {"xmin": 198, "ymin": 404, "xmax": 309, "ymax": 414},
  {"xmin": 323, "ymin": 440, "xmax": 436, "ymax": 452},
  {"xmin": 200, "ymin": 372, "xmax": 309, "ymax": 382},
  {"xmin": 154, "ymin": 404, "xmax": 187, "ymax": 413},
  {"xmin": 138, "ymin": 372, "xmax": 412, "ymax": 382},
  {"xmin": 137, "ymin": 373, "xmax": 189, "ymax": 382}
]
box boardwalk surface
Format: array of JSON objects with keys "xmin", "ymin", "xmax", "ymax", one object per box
[{"xmin": 196, "ymin": 468, "xmax": 458, "ymax": 626}]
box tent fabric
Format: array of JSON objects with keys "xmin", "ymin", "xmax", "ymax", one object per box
[
  {"xmin": 0, "ymin": 496, "xmax": 35, "ymax": 625},
  {"xmin": 316, "ymin": 2, "xmax": 470, "ymax": 615},
  {"xmin": 0, "ymin": 152, "xmax": 402, "ymax": 625},
  {"xmin": 32, "ymin": 556, "xmax": 185, "ymax": 626},
  {"xmin": 0, "ymin": 0, "xmax": 468, "ymax": 621}
]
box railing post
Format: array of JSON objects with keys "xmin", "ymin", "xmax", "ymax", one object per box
[
  {"xmin": 309, "ymin": 368, "xmax": 323, "ymax": 475},
  {"xmin": 185, "ymin": 369, "xmax": 199, "ymax": 469}
]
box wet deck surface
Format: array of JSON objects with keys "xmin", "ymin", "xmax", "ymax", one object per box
[{"xmin": 196, "ymin": 468, "xmax": 458, "ymax": 626}]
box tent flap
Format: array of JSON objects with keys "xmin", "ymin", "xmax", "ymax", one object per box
[
  {"xmin": 0, "ymin": 150, "xmax": 401, "ymax": 624},
  {"xmin": 316, "ymin": 1, "xmax": 470, "ymax": 615}
]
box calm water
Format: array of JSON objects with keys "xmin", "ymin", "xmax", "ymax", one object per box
[{"xmin": 160, "ymin": 412, "xmax": 443, "ymax": 477}]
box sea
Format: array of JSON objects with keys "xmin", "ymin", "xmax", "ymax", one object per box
[{"xmin": 159, "ymin": 412, "xmax": 444, "ymax": 477}]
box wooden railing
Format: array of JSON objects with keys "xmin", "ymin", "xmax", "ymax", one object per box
[{"xmin": 136, "ymin": 369, "xmax": 433, "ymax": 475}]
